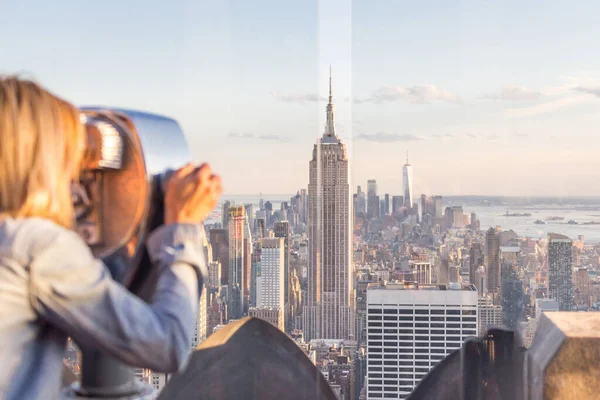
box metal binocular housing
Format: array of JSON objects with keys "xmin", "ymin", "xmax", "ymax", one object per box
[{"xmin": 75, "ymin": 107, "xmax": 191, "ymax": 293}]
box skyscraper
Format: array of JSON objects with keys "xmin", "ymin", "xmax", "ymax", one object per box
[
  {"xmin": 548, "ymin": 234, "xmax": 573, "ymax": 311},
  {"xmin": 402, "ymin": 154, "xmax": 413, "ymax": 209},
  {"xmin": 222, "ymin": 200, "xmax": 231, "ymax": 229},
  {"xmin": 384, "ymin": 194, "xmax": 390, "ymax": 216},
  {"xmin": 366, "ymin": 282, "xmax": 477, "ymax": 399},
  {"xmin": 355, "ymin": 186, "xmax": 366, "ymax": 216},
  {"xmin": 478, "ymin": 296, "xmax": 502, "ymax": 337},
  {"xmin": 574, "ymin": 268, "xmax": 592, "ymax": 308},
  {"xmin": 192, "ymin": 284, "xmax": 207, "ymax": 348},
  {"xmin": 392, "ymin": 195, "xmax": 403, "ymax": 216},
  {"xmin": 209, "ymin": 228, "xmax": 229, "ymax": 285},
  {"xmin": 420, "ymin": 194, "xmax": 430, "ymax": 221},
  {"xmin": 255, "ymin": 217, "xmax": 266, "ymax": 239},
  {"xmin": 367, "ymin": 179, "xmax": 379, "ymax": 219},
  {"xmin": 274, "ymin": 220, "xmax": 291, "ymax": 330},
  {"xmin": 298, "ymin": 189, "xmax": 308, "ymax": 224},
  {"xmin": 432, "ymin": 196, "xmax": 443, "ymax": 219},
  {"xmin": 303, "ymin": 68, "xmax": 354, "ymax": 341},
  {"xmin": 250, "ymin": 242, "xmax": 262, "ymax": 307},
  {"xmin": 252, "ymin": 237, "xmax": 285, "ymax": 330},
  {"xmin": 500, "ymin": 246, "xmax": 524, "ymax": 330},
  {"xmin": 255, "ymin": 238, "xmax": 284, "ymax": 308},
  {"xmin": 228, "ymin": 205, "xmax": 250, "ymax": 319},
  {"xmin": 486, "ymin": 226, "xmax": 501, "ymax": 303},
  {"xmin": 470, "ymin": 212, "xmax": 477, "ymax": 230},
  {"xmin": 451, "ymin": 206, "xmax": 465, "ymax": 228},
  {"xmin": 469, "ymin": 243, "xmax": 484, "ymax": 287}
]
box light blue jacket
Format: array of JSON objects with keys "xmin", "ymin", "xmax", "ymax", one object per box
[{"xmin": 0, "ymin": 217, "xmax": 206, "ymax": 400}]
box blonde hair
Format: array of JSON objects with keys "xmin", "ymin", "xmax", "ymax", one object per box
[{"xmin": 0, "ymin": 76, "xmax": 85, "ymax": 228}]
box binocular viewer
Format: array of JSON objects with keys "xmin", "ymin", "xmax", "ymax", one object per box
[
  {"xmin": 65, "ymin": 108, "xmax": 192, "ymax": 398},
  {"xmin": 74, "ymin": 107, "xmax": 191, "ymax": 292}
]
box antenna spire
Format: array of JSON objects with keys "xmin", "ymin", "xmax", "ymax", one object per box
[
  {"xmin": 324, "ymin": 64, "xmax": 336, "ymax": 137},
  {"xmin": 406, "ymin": 151, "xmax": 409, "ymax": 165},
  {"xmin": 329, "ymin": 64, "xmax": 333, "ymax": 105}
]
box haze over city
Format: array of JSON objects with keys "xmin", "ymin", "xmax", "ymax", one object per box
[{"xmin": 2, "ymin": 0, "xmax": 600, "ymax": 195}]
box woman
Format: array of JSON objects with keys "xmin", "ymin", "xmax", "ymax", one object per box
[{"xmin": 0, "ymin": 77, "xmax": 222, "ymax": 399}]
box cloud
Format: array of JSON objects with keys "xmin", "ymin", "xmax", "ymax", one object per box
[
  {"xmin": 228, "ymin": 132, "xmax": 291, "ymax": 142},
  {"xmin": 483, "ymin": 85, "xmax": 542, "ymax": 101},
  {"xmin": 505, "ymin": 95, "xmax": 590, "ymax": 118},
  {"xmin": 356, "ymin": 84, "xmax": 459, "ymax": 104},
  {"xmin": 573, "ymin": 86, "xmax": 600, "ymax": 97},
  {"xmin": 270, "ymin": 92, "xmax": 326, "ymax": 104},
  {"xmin": 355, "ymin": 132, "xmax": 426, "ymax": 143},
  {"xmin": 432, "ymin": 133, "xmax": 455, "ymax": 140}
]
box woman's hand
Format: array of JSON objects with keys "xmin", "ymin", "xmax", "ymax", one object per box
[{"xmin": 164, "ymin": 163, "xmax": 222, "ymax": 225}]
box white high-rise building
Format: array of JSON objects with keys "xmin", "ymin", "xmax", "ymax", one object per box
[
  {"xmin": 366, "ymin": 282, "xmax": 478, "ymax": 399},
  {"xmin": 252, "ymin": 237, "xmax": 285, "ymax": 330},
  {"xmin": 192, "ymin": 284, "xmax": 208, "ymax": 348},
  {"xmin": 402, "ymin": 154, "xmax": 413, "ymax": 209},
  {"xmin": 477, "ymin": 295, "xmax": 502, "ymax": 337},
  {"xmin": 303, "ymin": 68, "xmax": 354, "ymax": 341}
]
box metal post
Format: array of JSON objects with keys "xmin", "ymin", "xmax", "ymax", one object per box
[{"xmin": 62, "ymin": 348, "xmax": 155, "ymax": 399}]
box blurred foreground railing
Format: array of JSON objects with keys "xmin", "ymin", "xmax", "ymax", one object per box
[
  {"xmin": 159, "ymin": 313, "xmax": 600, "ymax": 400},
  {"xmin": 78, "ymin": 312, "xmax": 598, "ymax": 400},
  {"xmin": 408, "ymin": 312, "xmax": 600, "ymax": 400},
  {"xmin": 159, "ymin": 317, "xmax": 337, "ymax": 400}
]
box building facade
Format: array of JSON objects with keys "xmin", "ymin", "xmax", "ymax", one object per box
[
  {"xmin": 486, "ymin": 227, "xmax": 501, "ymax": 303},
  {"xmin": 477, "ymin": 295, "xmax": 503, "ymax": 337},
  {"xmin": 209, "ymin": 228, "xmax": 229, "ymax": 285},
  {"xmin": 303, "ymin": 70, "xmax": 354, "ymax": 341},
  {"xmin": 469, "ymin": 243, "xmax": 484, "ymax": 287},
  {"xmin": 548, "ymin": 234, "xmax": 573, "ymax": 311},
  {"xmin": 255, "ymin": 238, "xmax": 285, "ymax": 311},
  {"xmin": 366, "ymin": 282, "xmax": 478, "ymax": 399},
  {"xmin": 274, "ymin": 221, "xmax": 291, "ymax": 329},
  {"xmin": 367, "ymin": 180, "xmax": 379, "ymax": 220},
  {"xmin": 500, "ymin": 246, "xmax": 524, "ymax": 330},
  {"xmin": 228, "ymin": 206, "xmax": 251, "ymax": 319}
]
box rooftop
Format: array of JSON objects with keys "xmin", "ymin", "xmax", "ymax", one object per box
[
  {"xmin": 408, "ymin": 260, "xmax": 432, "ymax": 265},
  {"xmin": 367, "ymin": 281, "xmax": 476, "ymax": 292}
]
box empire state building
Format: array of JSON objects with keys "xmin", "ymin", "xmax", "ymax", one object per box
[{"xmin": 303, "ymin": 69, "xmax": 354, "ymax": 341}]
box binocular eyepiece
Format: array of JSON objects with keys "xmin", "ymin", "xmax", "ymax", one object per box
[{"xmin": 75, "ymin": 108, "xmax": 191, "ymax": 290}]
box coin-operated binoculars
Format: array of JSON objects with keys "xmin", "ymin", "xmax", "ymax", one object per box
[{"xmin": 62, "ymin": 108, "xmax": 191, "ymax": 399}]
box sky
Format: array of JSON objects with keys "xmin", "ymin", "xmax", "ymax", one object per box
[{"xmin": 1, "ymin": 0, "xmax": 600, "ymax": 196}]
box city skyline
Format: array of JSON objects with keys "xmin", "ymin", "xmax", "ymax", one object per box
[{"xmin": 2, "ymin": 1, "xmax": 600, "ymax": 195}]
